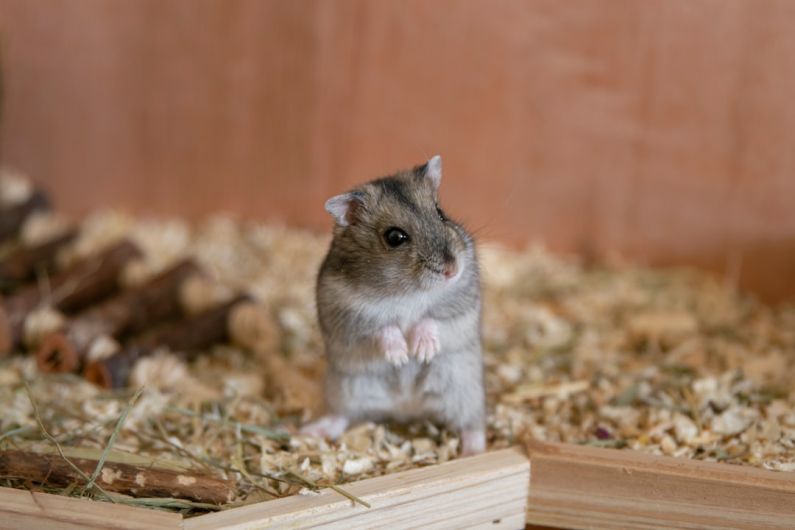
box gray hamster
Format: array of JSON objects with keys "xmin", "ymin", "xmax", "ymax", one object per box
[{"xmin": 301, "ymin": 155, "xmax": 486, "ymax": 456}]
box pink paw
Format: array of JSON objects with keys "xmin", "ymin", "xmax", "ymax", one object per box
[
  {"xmin": 409, "ymin": 319, "xmax": 440, "ymax": 363},
  {"xmin": 461, "ymin": 429, "xmax": 486, "ymax": 456},
  {"xmin": 380, "ymin": 325, "xmax": 409, "ymax": 366},
  {"xmin": 300, "ymin": 415, "xmax": 349, "ymax": 439}
]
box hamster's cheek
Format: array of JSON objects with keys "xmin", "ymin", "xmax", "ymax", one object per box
[
  {"xmin": 453, "ymin": 223, "xmax": 472, "ymax": 247},
  {"xmin": 418, "ymin": 268, "xmax": 447, "ymax": 291},
  {"xmin": 371, "ymin": 261, "xmax": 415, "ymax": 293}
]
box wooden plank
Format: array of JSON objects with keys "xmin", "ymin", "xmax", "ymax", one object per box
[
  {"xmin": 5, "ymin": 1, "xmax": 795, "ymax": 301},
  {"xmin": 3, "ymin": 441, "xmax": 794, "ymax": 529},
  {"xmin": 0, "ymin": 486, "xmax": 182, "ymax": 530},
  {"xmin": 525, "ymin": 440, "xmax": 795, "ymax": 530},
  {"xmin": 185, "ymin": 447, "xmax": 529, "ymax": 530}
]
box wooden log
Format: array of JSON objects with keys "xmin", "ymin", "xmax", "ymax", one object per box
[
  {"xmin": 0, "ymin": 189, "xmax": 49, "ymax": 243},
  {"xmin": 0, "ymin": 228, "xmax": 77, "ymax": 292},
  {"xmin": 0, "ymin": 450, "xmax": 234, "ymax": 505},
  {"xmin": 84, "ymin": 294, "xmax": 251, "ymax": 388},
  {"xmin": 524, "ymin": 439, "xmax": 795, "ymax": 530},
  {"xmin": 184, "ymin": 447, "xmax": 530, "ymax": 530},
  {"xmin": 36, "ymin": 259, "xmax": 204, "ymax": 373},
  {"xmin": 0, "ymin": 486, "xmax": 182, "ymax": 530},
  {"xmin": 0, "ymin": 239, "xmax": 142, "ymax": 355}
]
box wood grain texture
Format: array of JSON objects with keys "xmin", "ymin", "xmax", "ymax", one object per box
[
  {"xmin": 185, "ymin": 447, "xmax": 530, "ymax": 530},
  {"xmin": 525, "ymin": 440, "xmax": 795, "ymax": 530},
  {"xmin": 0, "ymin": 486, "xmax": 181, "ymax": 530},
  {"xmin": 0, "ymin": 0, "xmax": 328, "ymax": 228},
  {"xmin": 1, "ymin": 1, "xmax": 795, "ymax": 300},
  {"xmin": 3, "ymin": 443, "xmax": 795, "ymax": 529}
]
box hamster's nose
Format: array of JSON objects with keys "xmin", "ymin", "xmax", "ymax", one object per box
[{"xmin": 443, "ymin": 261, "xmax": 457, "ymax": 279}]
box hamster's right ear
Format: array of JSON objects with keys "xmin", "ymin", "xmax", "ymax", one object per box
[
  {"xmin": 415, "ymin": 155, "xmax": 442, "ymax": 190},
  {"xmin": 325, "ymin": 191, "xmax": 364, "ymax": 227}
]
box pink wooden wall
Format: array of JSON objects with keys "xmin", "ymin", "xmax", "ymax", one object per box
[{"xmin": 1, "ymin": 0, "xmax": 794, "ymax": 300}]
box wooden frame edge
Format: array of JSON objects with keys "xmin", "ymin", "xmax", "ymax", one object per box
[
  {"xmin": 525, "ymin": 440, "xmax": 795, "ymax": 530},
  {"xmin": 4, "ymin": 441, "xmax": 794, "ymax": 530},
  {"xmin": 185, "ymin": 447, "xmax": 530, "ymax": 529},
  {"xmin": 0, "ymin": 485, "xmax": 182, "ymax": 530}
]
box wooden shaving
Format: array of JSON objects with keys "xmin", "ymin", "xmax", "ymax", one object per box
[
  {"xmin": 0, "ymin": 167, "xmax": 33, "ymax": 206},
  {"xmin": 23, "ymin": 307, "xmax": 65, "ymax": 348},
  {"xmin": 179, "ymin": 275, "xmax": 235, "ymax": 315},
  {"xmin": 85, "ymin": 335, "xmax": 121, "ymax": 362},
  {"xmin": 20, "ymin": 212, "xmax": 71, "ymax": 246}
]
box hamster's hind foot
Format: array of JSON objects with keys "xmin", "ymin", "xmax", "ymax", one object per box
[
  {"xmin": 300, "ymin": 415, "xmax": 349, "ymax": 440},
  {"xmin": 409, "ymin": 318, "xmax": 440, "ymax": 363},
  {"xmin": 379, "ymin": 325, "xmax": 409, "ymax": 366},
  {"xmin": 460, "ymin": 429, "xmax": 486, "ymax": 456}
]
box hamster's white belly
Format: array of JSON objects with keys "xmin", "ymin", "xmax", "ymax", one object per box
[{"xmin": 328, "ymin": 281, "xmax": 443, "ymax": 331}]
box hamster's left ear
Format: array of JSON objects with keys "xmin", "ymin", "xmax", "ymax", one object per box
[
  {"xmin": 325, "ymin": 191, "xmax": 364, "ymax": 227},
  {"xmin": 415, "ymin": 155, "xmax": 442, "ymax": 190}
]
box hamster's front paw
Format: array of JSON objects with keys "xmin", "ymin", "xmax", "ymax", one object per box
[
  {"xmin": 409, "ymin": 318, "xmax": 440, "ymax": 363},
  {"xmin": 379, "ymin": 325, "xmax": 409, "ymax": 366}
]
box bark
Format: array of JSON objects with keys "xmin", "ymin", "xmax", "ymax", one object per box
[
  {"xmin": 0, "ymin": 190, "xmax": 49, "ymax": 243},
  {"xmin": 36, "ymin": 259, "xmax": 203, "ymax": 373},
  {"xmin": 0, "ymin": 229, "xmax": 77, "ymax": 292},
  {"xmin": 84, "ymin": 294, "xmax": 251, "ymax": 388},
  {"xmin": 0, "ymin": 450, "xmax": 234, "ymax": 504},
  {"xmin": 0, "ymin": 240, "xmax": 142, "ymax": 355}
]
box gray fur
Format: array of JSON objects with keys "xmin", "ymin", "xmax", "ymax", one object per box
[{"xmin": 316, "ymin": 161, "xmax": 485, "ymax": 434}]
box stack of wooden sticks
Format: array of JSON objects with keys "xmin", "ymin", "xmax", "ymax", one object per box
[{"xmin": 0, "ymin": 180, "xmax": 277, "ymax": 390}]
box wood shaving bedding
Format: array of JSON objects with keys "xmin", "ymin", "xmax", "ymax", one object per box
[{"xmin": 1, "ymin": 211, "xmax": 793, "ymax": 514}]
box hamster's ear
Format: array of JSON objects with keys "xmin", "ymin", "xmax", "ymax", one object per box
[
  {"xmin": 415, "ymin": 155, "xmax": 442, "ymax": 190},
  {"xmin": 324, "ymin": 191, "xmax": 363, "ymax": 226}
]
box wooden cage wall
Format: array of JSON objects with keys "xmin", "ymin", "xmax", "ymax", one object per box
[{"xmin": 1, "ymin": 0, "xmax": 794, "ymax": 303}]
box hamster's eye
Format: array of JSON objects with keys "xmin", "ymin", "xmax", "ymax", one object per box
[
  {"xmin": 383, "ymin": 227, "xmax": 410, "ymax": 248},
  {"xmin": 435, "ymin": 204, "xmax": 446, "ymax": 222}
]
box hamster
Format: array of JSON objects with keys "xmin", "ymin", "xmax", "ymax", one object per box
[{"xmin": 301, "ymin": 155, "xmax": 486, "ymax": 456}]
